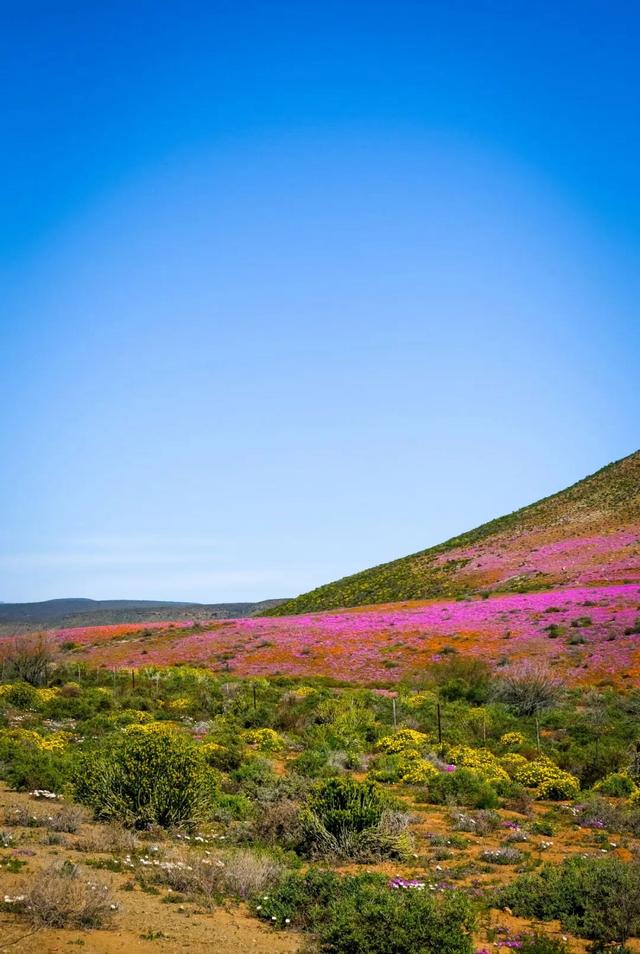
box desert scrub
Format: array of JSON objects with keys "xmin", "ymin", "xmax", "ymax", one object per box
[
  {"xmin": 300, "ymin": 777, "xmax": 412, "ymax": 860},
  {"xmin": 426, "ymin": 767, "xmax": 500, "ymax": 809},
  {"xmin": 498, "ymin": 856, "xmax": 640, "ymax": 946},
  {"xmin": 22, "ymin": 860, "xmax": 117, "ymax": 929},
  {"xmin": 255, "ymin": 867, "xmax": 476, "ymax": 953},
  {"xmin": 479, "ymin": 846, "xmax": 522, "ymax": 865},
  {"xmin": 140, "ymin": 847, "xmax": 284, "ymax": 904},
  {"xmin": 74, "ymin": 723, "xmax": 218, "ymax": 829}
]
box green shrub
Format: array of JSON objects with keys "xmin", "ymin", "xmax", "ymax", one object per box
[
  {"xmin": 0, "ymin": 743, "xmax": 71, "ymax": 793},
  {"xmin": 308, "ymin": 777, "xmax": 384, "ymax": 837},
  {"xmin": 74, "ymin": 725, "xmax": 217, "ymax": 829},
  {"xmin": 256, "ymin": 868, "xmax": 475, "ymax": 953},
  {"xmin": 594, "ymin": 772, "xmax": 637, "ymax": 798},
  {"xmin": 300, "ymin": 778, "xmax": 411, "ymax": 860},
  {"xmin": 1, "ymin": 681, "xmax": 40, "ymax": 709},
  {"xmin": 499, "ymin": 856, "xmax": 640, "ymax": 945},
  {"xmin": 427, "ymin": 768, "xmax": 499, "ymax": 809}
]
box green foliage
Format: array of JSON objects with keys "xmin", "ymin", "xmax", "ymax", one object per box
[
  {"xmin": 426, "ymin": 767, "xmax": 499, "ymax": 809},
  {"xmin": 594, "ymin": 772, "xmax": 637, "ymax": 798},
  {"xmin": 256, "ymin": 868, "xmax": 475, "ymax": 953},
  {"xmin": 308, "ymin": 777, "xmax": 385, "ymax": 837},
  {"xmin": 300, "ymin": 778, "xmax": 411, "ymax": 860},
  {"xmin": 499, "ymin": 857, "xmax": 640, "ymax": 944},
  {"xmin": 73, "ymin": 725, "xmax": 217, "ymax": 829}
]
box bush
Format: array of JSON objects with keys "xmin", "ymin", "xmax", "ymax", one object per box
[
  {"xmin": 142, "ymin": 847, "xmax": 283, "ymax": 904},
  {"xmin": 493, "ymin": 665, "xmax": 564, "ymax": 716},
  {"xmin": 46, "ymin": 804, "xmax": 89, "ymax": 833},
  {"xmin": 0, "ymin": 635, "xmax": 53, "ymax": 687},
  {"xmin": 0, "ymin": 735, "xmax": 71, "ymax": 793},
  {"xmin": 256, "ymin": 868, "xmax": 475, "ymax": 953},
  {"xmin": 426, "ymin": 768, "xmax": 499, "ymax": 809},
  {"xmin": 300, "ymin": 778, "xmax": 411, "ymax": 860},
  {"xmin": 309, "ymin": 777, "xmax": 384, "ymax": 837},
  {"xmin": 513, "ymin": 757, "xmax": 580, "ymax": 800},
  {"xmin": 0, "ymin": 681, "xmax": 40, "ymax": 709},
  {"xmin": 499, "ymin": 856, "xmax": 640, "ymax": 945},
  {"xmin": 376, "ymin": 729, "xmax": 429, "ymax": 754},
  {"xmin": 74, "ymin": 725, "xmax": 217, "ymax": 829},
  {"xmin": 244, "ymin": 728, "xmax": 285, "ymax": 752},
  {"xmin": 24, "ymin": 861, "xmax": 117, "ymax": 928},
  {"xmin": 594, "ymin": 772, "xmax": 637, "ymax": 798}
]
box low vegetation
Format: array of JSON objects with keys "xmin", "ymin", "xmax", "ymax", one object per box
[{"xmin": 1, "ymin": 640, "xmax": 640, "ymax": 951}]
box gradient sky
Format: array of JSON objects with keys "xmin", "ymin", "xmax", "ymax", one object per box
[{"xmin": 1, "ymin": 1, "xmax": 639, "ymax": 604}]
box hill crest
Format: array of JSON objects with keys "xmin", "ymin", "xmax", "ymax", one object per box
[{"xmin": 263, "ymin": 450, "xmax": 640, "ymax": 616}]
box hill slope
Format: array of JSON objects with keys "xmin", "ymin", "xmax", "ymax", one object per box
[{"xmin": 265, "ymin": 450, "xmax": 640, "ymax": 616}]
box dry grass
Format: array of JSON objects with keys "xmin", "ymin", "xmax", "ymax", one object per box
[
  {"xmin": 24, "ymin": 862, "xmax": 117, "ymax": 929},
  {"xmin": 3, "ymin": 804, "xmax": 46, "ymax": 827},
  {"xmin": 221, "ymin": 850, "xmax": 285, "ymax": 899},
  {"xmin": 139, "ymin": 847, "xmax": 284, "ymax": 905},
  {"xmin": 75, "ymin": 822, "xmax": 140, "ymax": 854},
  {"xmin": 46, "ymin": 804, "xmax": 89, "ymax": 833}
]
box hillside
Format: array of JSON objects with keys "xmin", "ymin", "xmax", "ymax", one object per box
[{"xmin": 264, "ymin": 450, "xmax": 640, "ymax": 616}]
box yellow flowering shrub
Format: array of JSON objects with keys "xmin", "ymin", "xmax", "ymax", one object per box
[
  {"xmin": 403, "ymin": 692, "xmax": 437, "ymax": 710},
  {"xmin": 289, "ymin": 685, "xmax": 317, "ymax": 699},
  {"xmin": 401, "ymin": 759, "xmax": 440, "ymax": 785},
  {"xmin": 513, "ymin": 756, "xmax": 580, "ymax": 800},
  {"xmin": 628, "ymin": 787, "xmax": 640, "ymax": 808},
  {"xmin": 35, "ymin": 687, "xmax": 59, "ymax": 704},
  {"xmin": 167, "ymin": 696, "xmax": 191, "ymax": 710},
  {"xmin": 376, "ymin": 729, "xmax": 429, "ymax": 754},
  {"xmin": 593, "ymin": 772, "xmax": 637, "ymax": 797},
  {"xmin": 446, "ymin": 746, "xmax": 510, "ymax": 785},
  {"xmin": 125, "ymin": 721, "xmax": 182, "ymax": 735},
  {"xmin": 369, "ymin": 748, "xmax": 422, "ymax": 783},
  {"xmin": 201, "ymin": 741, "xmax": 226, "ymax": 757},
  {"xmin": 244, "ymin": 728, "xmax": 285, "ymax": 752},
  {"xmin": 119, "ymin": 709, "xmax": 153, "ymax": 724},
  {"xmin": 499, "ymin": 753, "xmax": 529, "ymax": 778},
  {"xmin": 0, "ymin": 727, "xmax": 70, "ymax": 752},
  {"xmin": 500, "ymin": 731, "xmax": 526, "ymax": 748}
]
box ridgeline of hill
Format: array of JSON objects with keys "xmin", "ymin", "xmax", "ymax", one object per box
[
  {"xmin": 263, "ymin": 450, "xmax": 640, "ymax": 616},
  {"xmin": 0, "ymin": 597, "xmax": 286, "ymax": 633}
]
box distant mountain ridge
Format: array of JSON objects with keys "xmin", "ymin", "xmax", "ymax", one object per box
[
  {"xmin": 263, "ymin": 449, "xmax": 640, "ymax": 616},
  {"xmin": 0, "ymin": 597, "xmax": 286, "ymax": 631}
]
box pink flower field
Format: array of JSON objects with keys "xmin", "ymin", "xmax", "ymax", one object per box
[{"xmin": 15, "ymin": 582, "xmax": 640, "ymax": 686}]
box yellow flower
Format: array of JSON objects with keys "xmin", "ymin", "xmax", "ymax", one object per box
[{"xmin": 376, "ymin": 729, "xmax": 430, "ymax": 754}]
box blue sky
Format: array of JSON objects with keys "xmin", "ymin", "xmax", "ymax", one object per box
[{"xmin": 1, "ymin": 1, "xmax": 639, "ymax": 603}]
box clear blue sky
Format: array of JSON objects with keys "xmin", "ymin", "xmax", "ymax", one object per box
[{"xmin": 1, "ymin": 1, "xmax": 639, "ymax": 603}]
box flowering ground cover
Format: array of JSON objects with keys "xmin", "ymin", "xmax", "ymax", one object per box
[{"xmin": 19, "ymin": 581, "xmax": 640, "ymax": 686}]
